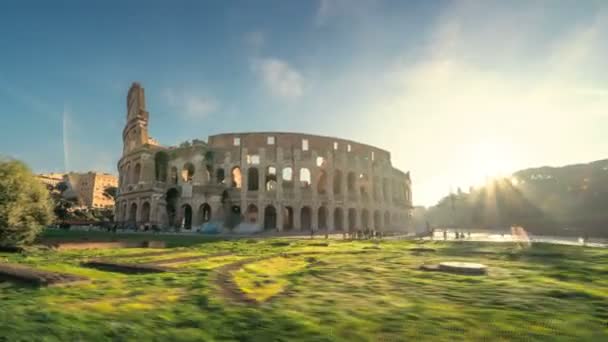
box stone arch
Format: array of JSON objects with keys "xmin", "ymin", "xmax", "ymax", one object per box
[
  {"xmin": 300, "ymin": 168, "xmax": 311, "ymax": 188},
  {"xmin": 333, "ymin": 169, "xmax": 343, "ymax": 195},
  {"xmin": 126, "ymin": 163, "xmax": 131, "ymax": 185},
  {"xmin": 265, "ymin": 166, "xmax": 277, "ymax": 191},
  {"xmin": 216, "ymin": 168, "xmax": 225, "ymax": 184},
  {"xmin": 129, "ymin": 202, "xmax": 137, "ymax": 224},
  {"xmin": 318, "ymin": 206, "xmax": 328, "ymax": 230},
  {"xmin": 317, "ymin": 170, "xmax": 327, "ymax": 194},
  {"xmin": 348, "ymin": 208, "xmax": 357, "ymax": 231},
  {"xmin": 361, "ymin": 209, "xmax": 370, "ymax": 230},
  {"xmin": 198, "ymin": 203, "xmax": 211, "ymax": 224},
  {"xmin": 247, "ymin": 167, "xmax": 259, "ymax": 191},
  {"xmin": 264, "ymin": 205, "xmax": 277, "ymax": 230},
  {"xmin": 182, "ymin": 163, "xmax": 195, "ymax": 183},
  {"xmin": 155, "ymin": 151, "xmax": 169, "ymax": 182},
  {"xmin": 347, "ymin": 172, "xmax": 356, "ymax": 193},
  {"xmin": 373, "ymin": 210, "xmax": 381, "ymax": 230},
  {"xmin": 333, "ymin": 207, "xmax": 344, "ymax": 231},
  {"xmin": 301, "ymin": 206, "xmax": 312, "ymax": 230},
  {"xmin": 245, "ymin": 204, "xmax": 258, "ymax": 223},
  {"xmin": 181, "ymin": 204, "xmax": 193, "ymax": 229},
  {"xmin": 133, "ymin": 163, "xmax": 141, "ymax": 184},
  {"xmin": 141, "ymin": 202, "xmax": 151, "ymax": 224},
  {"xmin": 283, "ymin": 206, "xmax": 294, "ymax": 230},
  {"xmin": 231, "ymin": 166, "xmax": 242, "ymax": 188},
  {"xmin": 170, "ymin": 167, "xmax": 178, "ymax": 185},
  {"xmin": 384, "ymin": 211, "xmax": 390, "ymax": 229},
  {"xmin": 359, "ymin": 173, "xmax": 369, "ymax": 199},
  {"xmin": 282, "ymin": 167, "xmax": 293, "ymax": 190},
  {"xmin": 165, "ymin": 188, "xmax": 179, "ymax": 227}
]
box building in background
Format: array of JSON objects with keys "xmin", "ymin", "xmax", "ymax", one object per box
[
  {"xmin": 36, "ymin": 173, "xmax": 65, "ymax": 188},
  {"xmin": 62, "ymin": 172, "xmax": 118, "ymax": 209}
]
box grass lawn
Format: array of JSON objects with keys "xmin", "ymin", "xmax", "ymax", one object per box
[{"xmin": 1, "ymin": 231, "xmax": 607, "ymax": 341}]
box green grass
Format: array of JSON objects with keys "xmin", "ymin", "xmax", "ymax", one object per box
[{"xmin": 1, "ymin": 234, "xmax": 607, "ymax": 341}]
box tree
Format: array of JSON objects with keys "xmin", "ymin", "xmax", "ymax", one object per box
[
  {"xmin": 103, "ymin": 186, "xmax": 118, "ymax": 201},
  {"xmin": 0, "ymin": 159, "xmax": 54, "ymax": 247}
]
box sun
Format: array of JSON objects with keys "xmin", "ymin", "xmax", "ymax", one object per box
[{"xmin": 469, "ymin": 141, "xmax": 516, "ymax": 186}]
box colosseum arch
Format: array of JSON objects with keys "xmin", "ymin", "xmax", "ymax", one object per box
[
  {"xmin": 231, "ymin": 166, "xmax": 242, "ymax": 188},
  {"xmin": 265, "ymin": 166, "xmax": 277, "ymax": 191},
  {"xmin": 317, "ymin": 170, "xmax": 327, "ymax": 195},
  {"xmin": 182, "ymin": 163, "xmax": 195, "ymax": 183},
  {"xmin": 384, "ymin": 211, "xmax": 390, "ymax": 229},
  {"xmin": 347, "ymin": 172, "xmax": 356, "ymax": 194},
  {"xmin": 282, "ymin": 206, "xmax": 294, "ymax": 230},
  {"xmin": 333, "ymin": 207, "xmax": 344, "ymax": 231},
  {"xmin": 125, "ymin": 163, "xmax": 131, "ymax": 185},
  {"xmin": 333, "ymin": 169, "xmax": 343, "ymax": 195},
  {"xmin": 169, "ymin": 167, "xmax": 178, "ymax": 185},
  {"xmin": 264, "ymin": 205, "xmax": 277, "ymax": 230},
  {"xmin": 198, "ymin": 203, "xmax": 211, "ymax": 224},
  {"xmin": 245, "ymin": 204, "xmax": 258, "ymax": 223},
  {"xmin": 141, "ymin": 202, "xmax": 151, "ymax": 224},
  {"xmin": 301, "ymin": 206, "xmax": 312, "ymax": 230},
  {"xmin": 318, "ymin": 206, "xmax": 328, "ymax": 230},
  {"xmin": 129, "ymin": 202, "xmax": 137, "ymax": 224},
  {"xmin": 165, "ymin": 188, "xmax": 179, "ymax": 227},
  {"xmin": 181, "ymin": 204, "xmax": 193, "ymax": 229},
  {"xmin": 300, "ymin": 168, "xmax": 311, "ymax": 189},
  {"xmin": 347, "ymin": 208, "xmax": 357, "ymax": 231},
  {"xmin": 373, "ymin": 210, "xmax": 381, "ymax": 230},
  {"xmin": 361, "ymin": 209, "xmax": 370, "ymax": 230},
  {"xmin": 247, "ymin": 167, "xmax": 259, "ymax": 191},
  {"xmin": 216, "ymin": 168, "xmax": 225, "ymax": 184},
  {"xmin": 133, "ymin": 163, "xmax": 141, "ymax": 185},
  {"xmin": 282, "ymin": 167, "xmax": 293, "ymax": 190},
  {"xmin": 359, "ymin": 173, "xmax": 369, "ymax": 200},
  {"xmin": 155, "ymin": 152, "xmax": 169, "ymax": 182}
]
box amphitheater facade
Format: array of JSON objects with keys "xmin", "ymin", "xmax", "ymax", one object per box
[{"xmin": 116, "ymin": 83, "xmax": 413, "ymax": 233}]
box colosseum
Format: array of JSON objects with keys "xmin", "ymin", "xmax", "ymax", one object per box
[{"xmin": 116, "ymin": 83, "xmax": 413, "ymax": 233}]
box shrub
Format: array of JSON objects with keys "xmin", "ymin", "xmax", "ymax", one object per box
[{"xmin": 0, "ymin": 159, "xmax": 54, "ymax": 247}]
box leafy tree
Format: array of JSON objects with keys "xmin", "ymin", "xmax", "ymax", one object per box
[
  {"xmin": 103, "ymin": 186, "xmax": 118, "ymax": 201},
  {"xmin": 0, "ymin": 159, "xmax": 54, "ymax": 247}
]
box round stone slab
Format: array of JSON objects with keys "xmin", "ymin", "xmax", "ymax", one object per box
[{"xmin": 438, "ymin": 262, "xmax": 488, "ymax": 275}]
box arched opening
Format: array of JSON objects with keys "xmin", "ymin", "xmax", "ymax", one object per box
[
  {"xmin": 348, "ymin": 208, "xmax": 357, "ymax": 232},
  {"xmin": 155, "ymin": 152, "xmax": 169, "ymax": 182},
  {"xmin": 283, "ymin": 206, "xmax": 294, "ymax": 230},
  {"xmin": 133, "ymin": 163, "xmax": 141, "ymax": 184},
  {"xmin": 126, "ymin": 163, "xmax": 131, "ymax": 185},
  {"xmin": 216, "ymin": 168, "xmax": 225, "ymax": 184},
  {"xmin": 282, "ymin": 167, "xmax": 293, "ymax": 190},
  {"xmin": 141, "ymin": 202, "xmax": 150, "ymax": 224},
  {"xmin": 245, "ymin": 204, "xmax": 258, "ymax": 223},
  {"xmin": 333, "ymin": 170, "xmax": 342, "ymax": 195},
  {"xmin": 301, "ymin": 206, "xmax": 312, "ymax": 230},
  {"xmin": 170, "ymin": 167, "xmax": 178, "ymax": 185},
  {"xmin": 231, "ymin": 166, "xmax": 242, "ymax": 188},
  {"xmin": 182, "ymin": 204, "xmax": 193, "ymax": 229},
  {"xmin": 383, "ymin": 178, "xmax": 389, "ymax": 201},
  {"xmin": 182, "ymin": 163, "xmax": 195, "ymax": 183},
  {"xmin": 384, "ymin": 211, "xmax": 390, "ymax": 230},
  {"xmin": 318, "ymin": 206, "xmax": 328, "ymax": 230},
  {"xmin": 300, "ymin": 168, "xmax": 311, "ymax": 189},
  {"xmin": 333, "ymin": 207, "xmax": 344, "ymax": 231},
  {"xmin": 204, "ymin": 164, "xmax": 213, "ymax": 184},
  {"xmin": 247, "ymin": 168, "xmax": 259, "ymax": 191},
  {"xmin": 374, "ymin": 210, "xmax": 381, "ymax": 230},
  {"xmin": 264, "ymin": 205, "xmax": 277, "ymax": 230},
  {"xmin": 129, "ymin": 203, "xmax": 137, "ymax": 224},
  {"xmin": 361, "ymin": 209, "xmax": 370, "ymax": 230},
  {"xmin": 347, "ymin": 172, "xmax": 356, "ymax": 193},
  {"xmin": 165, "ymin": 188, "xmax": 179, "ymax": 227},
  {"xmin": 265, "ymin": 166, "xmax": 277, "ymax": 191},
  {"xmin": 359, "ymin": 173, "xmax": 369, "ymax": 200},
  {"xmin": 317, "ymin": 170, "xmax": 327, "ymax": 194},
  {"xmin": 198, "ymin": 203, "xmax": 211, "ymax": 224},
  {"xmin": 121, "ymin": 202, "xmax": 127, "ymax": 222}
]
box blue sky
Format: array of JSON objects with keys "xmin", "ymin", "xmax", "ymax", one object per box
[{"xmin": 1, "ymin": 0, "xmax": 607, "ymax": 206}]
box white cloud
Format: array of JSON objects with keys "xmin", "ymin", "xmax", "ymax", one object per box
[
  {"xmin": 252, "ymin": 57, "xmax": 304, "ymax": 99},
  {"xmin": 163, "ymin": 88, "xmax": 218, "ymax": 119}
]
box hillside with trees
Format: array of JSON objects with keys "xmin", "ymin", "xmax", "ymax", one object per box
[{"xmin": 426, "ymin": 159, "xmax": 608, "ymax": 237}]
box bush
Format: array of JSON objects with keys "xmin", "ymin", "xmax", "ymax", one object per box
[{"xmin": 0, "ymin": 159, "xmax": 54, "ymax": 247}]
